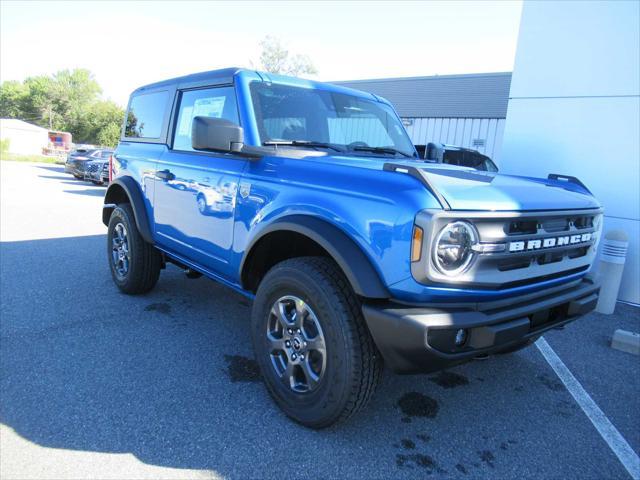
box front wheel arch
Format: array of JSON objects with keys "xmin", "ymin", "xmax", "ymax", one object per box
[{"xmin": 240, "ymin": 215, "xmax": 389, "ymax": 299}]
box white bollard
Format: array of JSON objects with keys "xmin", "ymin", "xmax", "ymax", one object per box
[{"xmin": 596, "ymin": 230, "xmax": 628, "ymax": 314}]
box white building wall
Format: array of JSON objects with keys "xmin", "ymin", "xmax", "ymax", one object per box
[
  {"xmin": 0, "ymin": 120, "xmax": 49, "ymax": 156},
  {"xmin": 500, "ymin": 1, "xmax": 640, "ymax": 303},
  {"xmin": 404, "ymin": 117, "xmax": 506, "ymax": 160}
]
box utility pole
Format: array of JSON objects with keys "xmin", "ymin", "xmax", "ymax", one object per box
[{"xmin": 48, "ymin": 105, "xmax": 53, "ymax": 130}]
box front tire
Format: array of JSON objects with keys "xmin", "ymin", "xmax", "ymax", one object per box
[
  {"xmin": 251, "ymin": 257, "xmax": 382, "ymax": 428},
  {"xmin": 107, "ymin": 204, "xmax": 161, "ymax": 294}
]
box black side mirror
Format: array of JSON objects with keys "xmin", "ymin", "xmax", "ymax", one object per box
[
  {"xmin": 192, "ymin": 116, "xmax": 243, "ymax": 153},
  {"xmin": 426, "ymin": 142, "xmax": 444, "ymax": 162}
]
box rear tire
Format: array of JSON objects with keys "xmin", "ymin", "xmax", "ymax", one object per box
[
  {"xmin": 251, "ymin": 257, "xmax": 383, "ymax": 428},
  {"xmin": 107, "ymin": 204, "xmax": 161, "ymax": 294}
]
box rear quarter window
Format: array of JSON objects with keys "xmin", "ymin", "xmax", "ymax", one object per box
[{"xmin": 125, "ymin": 90, "xmax": 169, "ymax": 139}]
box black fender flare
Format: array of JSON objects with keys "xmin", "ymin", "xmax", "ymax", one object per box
[
  {"xmin": 102, "ymin": 177, "xmax": 154, "ymax": 244},
  {"xmin": 240, "ymin": 215, "xmax": 389, "ymax": 299}
]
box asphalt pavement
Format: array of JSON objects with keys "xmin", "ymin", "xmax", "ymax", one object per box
[{"xmin": 1, "ymin": 161, "xmax": 638, "ymax": 479}]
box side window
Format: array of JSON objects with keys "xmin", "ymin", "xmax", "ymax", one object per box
[
  {"xmin": 125, "ymin": 90, "xmax": 169, "ymax": 139},
  {"xmin": 172, "ymin": 86, "xmax": 239, "ymax": 152}
]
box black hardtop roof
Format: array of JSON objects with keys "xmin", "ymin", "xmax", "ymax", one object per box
[
  {"xmin": 133, "ymin": 67, "xmax": 245, "ymax": 94},
  {"xmin": 130, "ymin": 67, "xmax": 379, "ymax": 102}
]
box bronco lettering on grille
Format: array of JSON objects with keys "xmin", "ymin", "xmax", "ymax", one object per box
[{"xmin": 508, "ymin": 233, "xmax": 592, "ymax": 253}]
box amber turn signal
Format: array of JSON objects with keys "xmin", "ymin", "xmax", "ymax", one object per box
[{"xmin": 411, "ymin": 226, "xmax": 423, "ymax": 262}]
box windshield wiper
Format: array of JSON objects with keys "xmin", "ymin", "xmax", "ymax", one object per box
[
  {"xmin": 351, "ymin": 146, "xmax": 414, "ymax": 158},
  {"xmin": 263, "ymin": 140, "xmax": 344, "ymax": 152}
]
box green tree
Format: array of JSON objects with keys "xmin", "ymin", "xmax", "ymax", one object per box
[
  {"xmin": 96, "ymin": 122, "xmax": 121, "ymax": 147},
  {"xmin": 89, "ymin": 100, "xmax": 124, "ymax": 146},
  {"xmin": 0, "ymin": 81, "xmax": 28, "ymax": 119},
  {"xmin": 51, "ymin": 69, "xmax": 102, "ymax": 133},
  {"xmin": 70, "ymin": 99, "xmax": 117, "ymax": 144},
  {"xmin": 0, "ymin": 69, "xmax": 123, "ymax": 145},
  {"xmin": 258, "ymin": 36, "xmax": 318, "ymax": 76},
  {"xmin": 22, "ymin": 75, "xmax": 59, "ymax": 129}
]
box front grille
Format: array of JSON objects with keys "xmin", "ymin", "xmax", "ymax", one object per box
[
  {"xmin": 497, "ymin": 266, "xmax": 589, "ymax": 290},
  {"xmin": 507, "ymin": 219, "xmax": 538, "ymax": 235},
  {"xmin": 87, "ymin": 163, "xmax": 100, "ymax": 173},
  {"xmin": 413, "ymin": 208, "xmax": 602, "ymax": 289},
  {"xmin": 508, "ymin": 214, "xmax": 596, "ymax": 236},
  {"xmin": 497, "ymin": 245, "xmax": 588, "ymax": 271}
]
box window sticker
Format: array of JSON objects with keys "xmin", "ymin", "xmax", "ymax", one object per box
[
  {"xmin": 177, "ymin": 97, "xmax": 226, "ymax": 137},
  {"xmin": 194, "ymin": 96, "xmax": 226, "ymax": 119}
]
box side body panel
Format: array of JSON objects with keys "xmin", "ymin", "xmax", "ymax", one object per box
[{"xmin": 153, "ymin": 150, "xmax": 247, "ymax": 279}]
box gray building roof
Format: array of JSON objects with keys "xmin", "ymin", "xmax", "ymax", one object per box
[{"xmin": 334, "ymin": 72, "xmax": 512, "ymax": 119}]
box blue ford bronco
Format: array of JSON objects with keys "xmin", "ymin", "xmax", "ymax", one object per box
[{"xmin": 103, "ymin": 68, "xmax": 602, "ymax": 428}]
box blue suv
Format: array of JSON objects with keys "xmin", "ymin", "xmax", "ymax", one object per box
[{"xmin": 103, "ymin": 68, "xmax": 602, "ymax": 428}]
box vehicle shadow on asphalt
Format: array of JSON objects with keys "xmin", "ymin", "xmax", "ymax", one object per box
[
  {"xmin": 0, "ymin": 235, "xmax": 631, "ymax": 479},
  {"xmin": 38, "ymin": 173, "xmax": 103, "ymax": 188},
  {"xmin": 62, "ymin": 189, "xmax": 107, "ymax": 197},
  {"xmin": 35, "ymin": 165, "xmax": 65, "ymax": 173},
  {"xmin": 38, "ymin": 174, "xmax": 74, "ymax": 181}
]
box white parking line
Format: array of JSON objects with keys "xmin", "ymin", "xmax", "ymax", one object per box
[{"xmin": 536, "ymin": 337, "xmax": 640, "ymax": 480}]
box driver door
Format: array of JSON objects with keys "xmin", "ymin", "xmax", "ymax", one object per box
[{"xmin": 153, "ymin": 86, "xmax": 246, "ymax": 280}]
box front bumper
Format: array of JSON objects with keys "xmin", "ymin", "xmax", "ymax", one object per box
[
  {"xmin": 65, "ymin": 163, "xmax": 85, "ymax": 176},
  {"xmin": 362, "ymin": 277, "xmax": 599, "ymax": 374},
  {"xmin": 84, "ymin": 170, "xmax": 104, "ymax": 183}
]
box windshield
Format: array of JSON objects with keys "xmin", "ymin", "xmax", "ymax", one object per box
[
  {"xmin": 443, "ymin": 150, "xmax": 498, "ymax": 172},
  {"xmin": 250, "ymin": 82, "xmax": 416, "ymax": 157}
]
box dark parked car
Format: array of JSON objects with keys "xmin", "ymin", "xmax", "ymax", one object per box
[
  {"xmin": 65, "ymin": 148, "xmax": 113, "ymax": 179},
  {"xmin": 84, "ymin": 157, "xmax": 111, "ymax": 185},
  {"xmin": 415, "ymin": 142, "xmax": 498, "ymax": 172}
]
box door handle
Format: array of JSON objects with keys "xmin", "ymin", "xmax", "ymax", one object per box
[{"xmin": 156, "ymin": 169, "xmax": 175, "ymax": 181}]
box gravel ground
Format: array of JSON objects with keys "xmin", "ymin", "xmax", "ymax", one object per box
[{"xmin": 1, "ymin": 161, "xmax": 638, "ymax": 479}]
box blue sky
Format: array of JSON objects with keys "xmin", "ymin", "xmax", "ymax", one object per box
[{"xmin": 1, "ymin": 1, "xmax": 522, "ymax": 106}]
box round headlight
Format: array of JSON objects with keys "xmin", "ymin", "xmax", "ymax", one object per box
[{"xmin": 433, "ymin": 221, "xmax": 478, "ymax": 276}]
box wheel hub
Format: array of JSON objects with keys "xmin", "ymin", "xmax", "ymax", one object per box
[
  {"xmin": 266, "ymin": 296, "xmax": 326, "ymax": 393},
  {"xmin": 111, "ymin": 222, "xmax": 130, "ymax": 278},
  {"xmin": 291, "ymin": 336, "xmax": 303, "ymax": 351}
]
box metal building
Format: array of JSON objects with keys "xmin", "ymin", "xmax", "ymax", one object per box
[{"xmin": 335, "ymin": 72, "xmax": 512, "ymax": 161}]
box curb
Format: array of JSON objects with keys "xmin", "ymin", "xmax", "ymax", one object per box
[{"xmin": 611, "ymin": 329, "xmax": 640, "ymax": 355}]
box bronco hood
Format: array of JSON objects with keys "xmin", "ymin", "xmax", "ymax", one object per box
[{"xmin": 384, "ymin": 162, "xmax": 600, "ymax": 211}]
